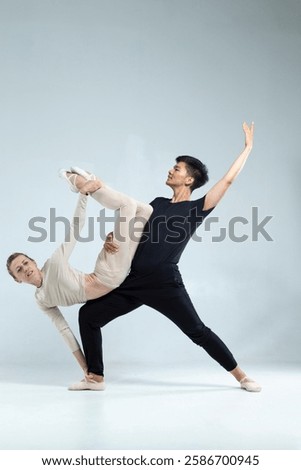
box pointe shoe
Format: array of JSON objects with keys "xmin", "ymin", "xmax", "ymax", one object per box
[
  {"xmin": 68, "ymin": 378, "xmax": 105, "ymax": 391},
  {"xmin": 70, "ymin": 166, "xmax": 96, "ymax": 181},
  {"xmin": 59, "ymin": 169, "xmax": 79, "ymax": 192},
  {"xmin": 240, "ymin": 377, "xmax": 262, "ymax": 392}
]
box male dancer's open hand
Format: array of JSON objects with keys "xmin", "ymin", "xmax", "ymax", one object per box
[
  {"xmin": 243, "ymin": 121, "xmax": 254, "ymax": 149},
  {"xmin": 104, "ymin": 232, "xmax": 119, "ymax": 254}
]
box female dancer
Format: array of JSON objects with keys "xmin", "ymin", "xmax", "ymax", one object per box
[{"xmin": 7, "ymin": 168, "xmax": 153, "ymax": 388}]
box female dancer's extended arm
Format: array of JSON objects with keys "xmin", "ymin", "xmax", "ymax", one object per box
[
  {"xmin": 53, "ymin": 192, "xmax": 89, "ymax": 260},
  {"xmin": 38, "ymin": 194, "xmax": 89, "ymax": 372}
]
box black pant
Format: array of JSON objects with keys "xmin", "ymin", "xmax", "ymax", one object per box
[{"xmin": 79, "ymin": 264, "xmax": 237, "ymax": 375}]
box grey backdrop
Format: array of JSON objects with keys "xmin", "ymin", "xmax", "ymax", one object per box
[{"xmin": 1, "ymin": 0, "xmax": 300, "ymax": 371}]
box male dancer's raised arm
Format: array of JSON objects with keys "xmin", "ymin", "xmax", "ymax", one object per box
[{"xmin": 203, "ymin": 122, "xmax": 254, "ymax": 210}]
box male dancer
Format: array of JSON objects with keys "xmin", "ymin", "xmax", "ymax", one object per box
[{"xmin": 72, "ymin": 122, "xmax": 261, "ymax": 392}]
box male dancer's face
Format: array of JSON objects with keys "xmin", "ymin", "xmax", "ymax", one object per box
[
  {"xmin": 9, "ymin": 255, "xmax": 42, "ymax": 286},
  {"xmin": 166, "ymin": 161, "xmax": 193, "ymax": 190}
]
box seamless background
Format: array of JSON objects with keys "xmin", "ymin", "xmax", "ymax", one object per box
[{"xmin": 0, "ymin": 0, "xmax": 300, "ymax": 373}]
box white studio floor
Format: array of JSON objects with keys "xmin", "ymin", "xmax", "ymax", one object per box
[{"xmin": 0, "ymin": 362, "xmax": 300, "ymax": 450}]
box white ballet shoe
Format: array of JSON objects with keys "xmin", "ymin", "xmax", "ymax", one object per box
[
  {"xmin": 59, "ymin": 169, "xmax": 79, "ymax": 193},
  {"xmin": 240, "ymin": 377, "xmax": 262, "ymax": 392},
  {"xmin": 68, "ymin": 378, "xmax": 105, "ymax": 391},
  {"xmin": 70, "ymin": 166, "xmax": 96, "ymax": 181}
]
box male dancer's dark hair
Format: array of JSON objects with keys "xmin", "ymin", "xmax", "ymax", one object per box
[{"xmin": 176, "ymin": 155, "xmax": 209, "ymax": 191}]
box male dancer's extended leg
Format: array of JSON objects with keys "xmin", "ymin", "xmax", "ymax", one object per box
[
  {"xmin": 139, "ymin": 273, "xmax": 237, "ymax": 371},
  {"xmin": 138, "ymin": 273, "xmax": 261, "ymax": 391}
]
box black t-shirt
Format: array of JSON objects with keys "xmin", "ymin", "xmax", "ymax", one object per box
[{"xmin": 131, "ymin": 196, "xmax": 214, "ymax": 274}]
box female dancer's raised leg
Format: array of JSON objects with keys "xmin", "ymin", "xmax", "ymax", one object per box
[{"xmin": 63, "ymin": 169, "xmax": 152, "ymax": 289}]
